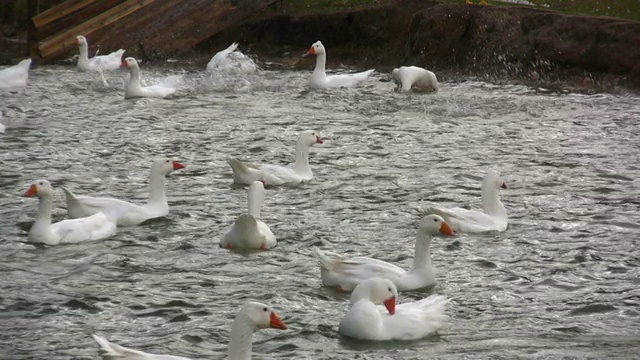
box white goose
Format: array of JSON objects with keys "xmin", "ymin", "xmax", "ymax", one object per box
[
  {"xmin": 221, "ymin": 181, "xmax": 276, "ymax": 250},
  {"xmin": 419, "ymin": 170, "xmax": 508, "ymax": 233},
  {"xmin": 121, "ymin": 57, "xmax": 182, "ymax": 98},
  {"xmin": 92, "ymin": 301, "xmax": 287, "ymax": 360},
  {"xmin": 0, "ymin": 58, "xmax": 31, "ymax": 89},
  {"xmin": 306, "ymin": 41, "xmax": 374, "ymax": 90},
  {"xmin": 228, "ymin": 130, "xmax": 323, "ymax": 186},
  {"xmin": 391, "ymin": 66, "xmax": 438, "ymax": 93},
  {"xmin": 24, "ymin": 180, "xmax": 116, "ymax": 245},
  {"xmin": 314, "ymin": 215, "xmax": 454, "ymax": 292},
  {"xmin": 207, "ymin": 42, "xmax": 258, "ymax": 73},
  {"xmin": 75, "ymin": 35, "xmax": 125, "ymax": 72},
  {"xmin": 339, "ymin": 278, "xmax": 449, "ymax": 341},
  {"xmin": 63, "ymin": 158, "xmax": 185, "ymax": 226}
]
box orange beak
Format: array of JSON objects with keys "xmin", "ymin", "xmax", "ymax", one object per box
[
  {"xmin": 440, "ymin": 221, "xmax": 455, "ymax": 236},
  {"xmin": 316, "ymin": 136, "xmax": 323, "ymax": 144},
  {"xmin": 172, "ymin": 161, "xmax": 185, "ymax": 170},
  {"xmin": 24, "ymin": 184, "xmax": 38, "ymax": 197},
  {"xmin": 501, "ymin": 182, "xmax": 507, "ymax": 189},
  {"xmin": 383, "ymin": 296, "xmax": 396, "ymax": 315},
  {"xmin": 120, "ymin": 61, "xmax": 128, "ymax": 68},
  {"xmin": 306, "ymin": 47, "xmax": 316, "ymax": 56},
  {"xmin": 270, "ymin": 312, "xmax": 287, "ymax": 330}
]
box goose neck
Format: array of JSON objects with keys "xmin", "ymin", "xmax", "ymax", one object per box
[
  {"xmin": 293, "ymin": 141, "xmax": 311, "ymax": 175},
  {"xmin": 313, "ymin": 53, "xmax": 327, "ymax": 74},
  {"xmin": 147, "ymin": 170, "xmax": 167, "ymax": 205},
  {"xmin": 35, "ymin": 195, "xmax": 53, "ymax": 226},
  {"xmin": 411, "ymin": 233, "xmax": 432, "ymax": 271},
  {"xmin": 247, "ymin": 184, "xmax": 263, "ymax": 219},
  {"xmin": 228, "ymin": 315, "xmax": 256, "ymax": 360}
]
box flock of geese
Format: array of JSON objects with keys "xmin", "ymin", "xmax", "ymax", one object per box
[{"xmin": 1, "ymin": 36, "xmax": 509, "ymax": 359}]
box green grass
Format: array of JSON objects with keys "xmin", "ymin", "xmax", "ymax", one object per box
[{"xmin": 275, "ymin": 0, "xmax": 640, "ymax": 22}]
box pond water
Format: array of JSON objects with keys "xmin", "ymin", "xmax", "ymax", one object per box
[{"xmin": 1, "ymin": 64, "xmax": 639, "ymax": 359}]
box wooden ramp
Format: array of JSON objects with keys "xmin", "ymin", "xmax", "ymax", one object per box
[{"xmin": 32, "ymin": 0, "xmax": 277, "ymax": 63}]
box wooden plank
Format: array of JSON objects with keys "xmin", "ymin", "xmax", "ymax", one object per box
[
  {"xmin": 38, "ymin": 0, "xmax": 157, "ymax": 58},
  {"xmin": 37, "ymin": 0, "xmax": 126, "ymax": 42},
  {"xmin": 33, "ymin": 0, "xmax": 102, "ymax": 29}
]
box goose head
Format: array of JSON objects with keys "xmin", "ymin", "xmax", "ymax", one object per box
[
  {"xmin": 242, "ymin": 302, "xmax": 287, "ymax": 330},
  {"xmin": 484, "ymin": 170, "xmax": 507, "ymax": 190},
  {"xmin": 306, "ymin": 41, "xmax": 326, "ymax": 56},
  {"xmin": 419, "ymin": 214, "xmax": 455, "ymax": 237},
  {"xmin": 151, "ymin": 158, "xmax": 185, "ymax": 176},
  {"xmin": 298, "ymin": 130, "xmax": 324, "ymax": 147},
  {"xmin": 74, "ymin": 35, "xmax": 87, "ymax": 46},
  {"xmin": 23, "ymin": 179, "xmax": 52, "ymax": 198},
  {"xmin": 351, "ymin": 278, "xmax": 398, "ymax": 315},
  {"xmin": 120, "ymin": 57, "xmax": 139, "ymax": 69}
]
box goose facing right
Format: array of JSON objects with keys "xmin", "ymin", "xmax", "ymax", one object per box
[
  {"xmin": 338, "ymin": 277, "xmax": 449, "ymax": 341},
  {"xmin": 92, "ymin": 301, "xmax": 287, "ymax": 360}
]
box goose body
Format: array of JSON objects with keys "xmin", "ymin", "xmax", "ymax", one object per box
[
  {"xmin": 93, "ymin": 302, "xmax": 287, "ymax": 360},
  {"xmin": 306, "ymin": 41, "xmax": 374, "ymax": 90},
  {"xmin": 121, "ymin": 57, "xmax": 182, "ymax": 98},
  {"xmin": 63, "ymin": 159, "xmax": 185, "ymax": 226},
  {"xmin": 338, "ymin": 278, "xmax": 449, "ymax": 341},
  {"xmin": 228, "ymin": 130, "xmax": 323, "ymax": 185},
  {"xmin": 24, "ymin": 180, "xmax": 116, "ymax": 245},
  {"xmin": 75, "ymin": 35, "xmax": 124, "ymax": 72},
  {"xmin": 0, "ymin": 58, "xmax": 31, "ymax": 89},
  {"xmin": 314, "ymin": 215, "xmax": 454, "ymax": 292},
  {"xmin": 207, "ymin": 42, "xmax": 258, "ymax": 73},
  {"xmin": 420, "ymin": 170, "xmax": 508, "ymax": 233},
  {"xmin": 391, "ymin": 66, "xmax": 438, "ymax": 93},
  {"xmin": 221, "ymin": 181, "xmax": 276, "ymax": 250}
]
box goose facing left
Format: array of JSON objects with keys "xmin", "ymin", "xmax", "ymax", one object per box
[
  {"xmin": 75, "ymin": 35, "xmax": 125, "ymax": 72},
  {"xmin": 63, "ymin": 158, "xmax": 185, "ymax": 226},
  {"xmin": 92, "ymin": 301, "xmax": 287, "ymax": 360},
  {"xmin": 24, "ymin": 180, "xmax": 117, "ymax": 245}
]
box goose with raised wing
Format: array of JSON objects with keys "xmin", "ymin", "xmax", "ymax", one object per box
[
  {"xmin": 75, "ymin": 35, "xmax": 125, "ymax": 72},
  {"xmin": 24, "ymin": 180, "xmax": 116, "ymax": 245},
  {"xmin": 221, "ymin": 181, "xmax": 276, "ymax": 250},
  {"xmin": 391, "ymin": 66, "xmax": 438, "ymax": 93},
  {"xmin": 63, "ymin": 158, "xmax": 185, "ymax": 226},
  {"xmin": 92, "ymin": 301, "xmax": 287, "ymax": 360},
  {"xmin": 339, "ymin": 278, "xmax": 449, "ymax": 341},
  {"xmin": 121, "ymin": 57, "xmax": 182, "ymax": 98},
  {"xmin": 0, "ymin": 58, "xmax": 31, "ymax": 89},
  {"xmin": 419, "ymin": 170, "xmax": 508, "ymax": 233},
  {"xmin": 306, "ymin": 41, "xmax": 374, "ymax": 90},
  {"xmin": 207, "ymin": 42, "xmax": 258, "ymax": 73},
  {"xmin": 314, "ymin": 215, "xmax": 454, "ymax": 292},
  {"xmin": 228, "ymin": 130, "xmax": 323, "ymax": 185}
]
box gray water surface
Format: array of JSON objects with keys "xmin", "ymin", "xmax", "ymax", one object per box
[{"xmin": 1, "ymin": 65, "xmax": 639, "ymax": 359}]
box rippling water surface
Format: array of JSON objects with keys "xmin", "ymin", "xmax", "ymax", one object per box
[{"xmin": 1, "ymin": 65, "xmax": 639, "ymax": 359}]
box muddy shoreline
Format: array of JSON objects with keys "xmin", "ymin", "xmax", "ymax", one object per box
[{"xmin": 2, "ymin": 0, "xmax": 639, "ymax": 92}]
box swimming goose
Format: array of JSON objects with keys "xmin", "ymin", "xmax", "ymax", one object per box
[
  {"xmin": 75, "ymin": 35, "xmax": 125, "ymax": 72},
  {"xmin": 63, "ymin": 158, "xmax": 185, "ymax": 226},
  {"xmin": 314, "ymin": 215, "xmax": 454, "ymax": 292},
  {"xmin": 221, "ymin": 181, "xmax": 276, "ymax": 250},
  {"xmin": 228, "ymin": 130, "xmax": 323, "ymax": 185},
  {"xmin": 419, "ymin": 170, "xmax": 508, "ymax": 233},
  {"xmin": 306, "ymin": 41, "xmax": 374, "ymax": 90},
  {"xmin": 339, "ymin": 278, "xmax": 449, "ymax": 341},
  {"xmin": 24, "ymin": 180, "xmax": 116, "ymax": 245},
  {"xmin": 391, "ymin": 66, "xmax": 438, "ymax": 93},
  {"xmin": 93, "ymin": 301, "xmax": 287, "ymax": 360}
]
